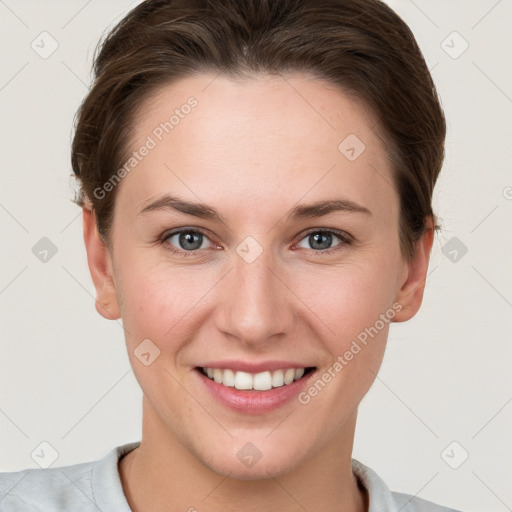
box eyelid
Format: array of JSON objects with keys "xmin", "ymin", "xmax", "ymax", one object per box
[
  {"xmin": 160, "ymin": 227, "xmax": 219, "ymax": 257},
  {"xmin": 295, "ymin": 227, "xmax": 353, "ymax": 245},
  {"xmin": 161, "ymin": 226, "xmax": 214, "ymax": 242},
  {"xmin": 290, "ymin": 228, "xmax": 353, "ymax": 256}
]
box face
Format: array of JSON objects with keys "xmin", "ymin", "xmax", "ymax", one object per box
[{"xmin": 84, "ymin": 72, "xmax": 431, "ymax": 479}]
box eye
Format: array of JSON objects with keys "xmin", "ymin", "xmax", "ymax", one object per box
[
  {"xmin": 163, "ymin": 229, "xmax": 213, "ymax": 253},
  {"xmin": 295, "ymin": 229, "xmax": 351, "ymax": 252},
  {"xmin": 160, "ymin": 227, "xmax": 351, "ymax": 257}
]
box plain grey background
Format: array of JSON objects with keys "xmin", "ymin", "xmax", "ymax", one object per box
[{"xmin": 1, "ymin": 1, "xmax": 511, "ymax": 511}]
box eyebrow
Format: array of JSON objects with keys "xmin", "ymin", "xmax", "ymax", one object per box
[
  {"xmin": 137, "ymin": 194, "xmax": 371, "ymax": 221},
  {"xmin": 287, "ymin": 198, "xmax": 371, "ymax": 220}
]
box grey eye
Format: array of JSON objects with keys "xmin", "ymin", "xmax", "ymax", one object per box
[
  {"xmin": 297, "ymin": 231, "xmax": 344, "ymax": 251},
  {"xmin": 167, "ymin": 230, "xmax": 212, "ymax": 251}
]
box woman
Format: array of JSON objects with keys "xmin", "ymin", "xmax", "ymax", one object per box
[{"xmin": 0, "ymin": 0, "xmax": 462, "ymax": 510}]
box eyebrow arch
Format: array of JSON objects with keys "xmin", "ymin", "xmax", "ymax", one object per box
[
  {"xmin": 287, "ymin": 198, "xmax": 372, "ymax": 220},
  {"xmin": 138, "ymin": 194, "xmax": 226, "ymax": 223},
  {"xmin": 137, "ymin": 194, "xmax": 371, "ymax": 222}
]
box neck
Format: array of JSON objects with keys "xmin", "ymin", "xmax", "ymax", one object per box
[{"xmin": 119, "ymin": 398, "xmax": 368, "ymax": 512}]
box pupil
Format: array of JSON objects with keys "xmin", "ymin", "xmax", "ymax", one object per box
[
  {"xmin": 180, "ymin": 231, "xmax": 202, "ymax": 250},
  {"xmin": 310, "ymin": 232, "xmax": 332, "ymax": 250}
]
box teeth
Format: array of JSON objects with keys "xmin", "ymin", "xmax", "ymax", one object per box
[
  {"xmin": 272, "ymin": 369, "xmax": 284, "ymax": 388},
  {"xmin": 213, "ymin": 368, "xmax": 223, "ymax": 384},
  {"xmin": 223, "ymin": 369, "xmax": 235, "ymax": 387},
  {"xmin": 202, "ymin": 367, "xmax": 309, "ymax": 390},
  {"xmin": 234, "ymin": 371, "xmax": 253, "ymax": 390},
  {"xmin": 283, "ymin": 368, "xmax": 295, "ymax": 385},
  {"xmin": 253, "ymin": 371, "xmax": 272, "ymax": 391}
]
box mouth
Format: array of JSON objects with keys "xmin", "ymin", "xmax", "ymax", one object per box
[
  {"xmin": 192, "ymin": 358, "xmax": 319, "ymax": 413},
  {"xmin": 196, "ymin": 366, "xmax": 316, "ymax": 391}
]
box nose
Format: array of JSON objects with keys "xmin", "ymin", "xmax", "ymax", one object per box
[{"xmin": 213, "ymin": 247, "xmax": 294, "ymax": 348}]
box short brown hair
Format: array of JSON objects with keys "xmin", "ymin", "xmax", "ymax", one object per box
[{"xmin": 71, "ymin": 0, "xmax": 446, "ymax": 259}]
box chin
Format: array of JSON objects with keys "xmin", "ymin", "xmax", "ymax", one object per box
[
  {"xmin": 199, "ymin": 441, "xmax": 305, "ymax": 481},
  {"xmin": 208, "ymin": 457, "xmax": 297, "ymax": 481}
]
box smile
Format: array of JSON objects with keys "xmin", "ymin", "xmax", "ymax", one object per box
[{"xmin": 200, "ymin": 367, "xmax": 315, "ymax": 391}]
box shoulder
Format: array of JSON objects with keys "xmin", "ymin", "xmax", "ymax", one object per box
[
  {"xmin": 0, "ymin": 441, "xmax": 140, "ymax": 512},
  {"xmin": 351, "ymin": 459, "xmax": 464, "ymax": 512},
  {"xmin": 0, "ymin": 460, "xmax": 96, "ymax": 511},
  {"xmin": 391, "ymin": 490, "xmax": 464, "ymax": 512}
]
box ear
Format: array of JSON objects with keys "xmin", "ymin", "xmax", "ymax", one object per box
[
  {"xmin": 82, "ymin": 206, "xmax": 121, "ymax": 320},
  {"xmin": 393, "ymin": 218, "xmax": 435, "ymax": 323}
]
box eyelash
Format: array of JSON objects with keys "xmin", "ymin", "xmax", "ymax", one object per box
[{"xmin": 159, "ymin": 227, "xmax": 353, "ymax": 258}]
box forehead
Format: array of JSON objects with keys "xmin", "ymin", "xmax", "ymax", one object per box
[{"xmin": 118, "ymin": 72, "xmax": 397, "ymax": 217}]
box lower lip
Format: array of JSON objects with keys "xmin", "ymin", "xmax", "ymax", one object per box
[{"xmin": 195, "ymin": 368, "xmax": 317, "ymax": 414}]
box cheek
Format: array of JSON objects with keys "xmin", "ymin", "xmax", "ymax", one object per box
[
  {"xmin": 293, "ymin": 259, "xmax": 399, "ymax": 344},
  {"xmin": 292, "ymin": 264, "xmax": 398, "ymax": 420},
  {"xmin": 115, "ymin": 261, "xmax": 217, "ymax": 406},
  {"xmin": 114, "ymin": 255, "xmax": 219, "ymax": 344}
]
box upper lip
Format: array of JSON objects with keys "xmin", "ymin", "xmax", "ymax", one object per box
[{"xmin": 197, "ymin": 360, "xmax": 314, "ymax": 373}]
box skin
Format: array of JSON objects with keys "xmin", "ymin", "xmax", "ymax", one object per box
[{"xmin": 83, "ymin": 72, "xmax": 433, "ymax": 512}]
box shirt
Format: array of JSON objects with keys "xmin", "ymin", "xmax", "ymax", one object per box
[{"xmin": 0, "ymin": 441, "xmax": 463, "ymax": 511}]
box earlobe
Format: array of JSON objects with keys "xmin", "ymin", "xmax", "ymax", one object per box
[
  {"xmin": 82, "ymin": 207, "xmax": 121, "ymax": 320},
  {"xmin": 393, "ymin": 221, "xmax": 435, "ymax": 323}
]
